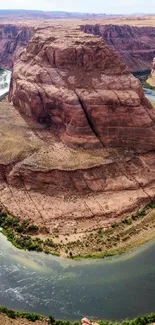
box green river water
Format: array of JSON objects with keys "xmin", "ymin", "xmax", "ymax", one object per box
[
  {"xmin": 0, "ymin": 72, "xmax": 155, "ymax": 321},
  {"xmin": 0, "ymin": 233, "xmax": 155, "ymax": 321}
]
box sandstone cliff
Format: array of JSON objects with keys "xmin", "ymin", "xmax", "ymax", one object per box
[
  {"xmin": 81, "ymin": 24, "xmax": 155, "ymax": 73},
  {"xmin": 9, "ymin": 25, "xmax": 155, "ymax": 152},
  {"xmin": 0, "ymin": 23, "xmax": 155, "ymax": 250},
  {"xmin": 0, "ymin": 24, "xmax": 34, "ymax": 68}
]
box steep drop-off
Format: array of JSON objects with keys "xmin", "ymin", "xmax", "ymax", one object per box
[
  {"xmin": 0, "ymin": 24, "xmax": 34, "ymax": 68},
  {"xmin": 81, "ymin": 24, "xmax": 155, "ymax": 73},
  {"xmin": 0, "ymin": 23, "xmax": 155, "ymax": 254},
  {"xmin": 9, "ymin": 25, "xmax": 155, "ymax": 152}
]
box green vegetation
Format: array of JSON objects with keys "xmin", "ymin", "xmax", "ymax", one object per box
[
  {"xmin": 112, "ymin": 202, "xmax": 155, "ymax": 228},
  {"xmin": 98, "ymin": 313, "xmax": 155, "ymax": 325},
  {"xmin": 0, "ymin": 305, "xmax": 44, "ymax": 321},
  {"xmin": 150, "ymin": 99, "xmax": 155, "ymax": 107},
  {"xmin": 1, "ymin": 202, "xmax": 155, "ymax": 259},
  {"xmin": 1, "ymin": 305, "xmax": 155, "ymax": 325},
  {"xmin": 142, "ymin": 80, "xmax": 155, "ymax": 90},
  {"xmin": 134, "ymin": 71, "xmax": 155, "ymax": 91},
  {"xmin": 68, "ymin": 201, "xmax": 155, "ymax": 259},
  {"xmin": 0, "ymin": 210, "xmax": 59, "ymax": 255}
]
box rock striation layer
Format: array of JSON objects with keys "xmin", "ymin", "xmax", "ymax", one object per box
[
  {"xmin": 10, "ymin": 25, "xmax": 155, "ymax": 152},
  {"xmin": 0, "ymin": 23, "xmax": 155, "ymax": 243},
  {"xmin": 0, "ymin": 24, "xmax": 34, "ymax": 68},
  {"xmin": 81, "ymin": 24, "xmax": 155, "ymax": 73}
]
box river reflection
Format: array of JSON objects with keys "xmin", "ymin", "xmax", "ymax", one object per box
[
  {"xmin": 0, "ymin": 68, "xmax": 11, "ymax": 97},
  {"xmin": 0, "ymin": 233, "xmax": 155, "ymax": 320},
  {"xmin": 144, "ymin": 88, "xmax": 155, "ymax": 102}
]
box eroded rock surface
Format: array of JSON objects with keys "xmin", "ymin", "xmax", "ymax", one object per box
[
  {"xmin": 81, "ymin": 24, "xmax": 155, "ymax": 73},
  {"xmin": 0, "ymin": 23, "xmax": 155, "ymax": 243},
  {"xmin": 0, "ymin": 24, "xmax": 34, "ymax": 68},
  {"xmin": 10, "ymin": 25, "xmax": 155, "ymax": 152}
]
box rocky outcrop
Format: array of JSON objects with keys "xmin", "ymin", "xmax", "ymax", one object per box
[
  {"xmin": 9, "ymin": 25, "xmax": 155, "ymax": 152},
  {"xmin": 82, "ymin": 318, "xmax": 98, "ymax": 325},
  {"xmin": 81, "ymin": 24, "xmax": 155, "ymax": 73},
  {"xmin": 0, "ymin": 24, "xmax": 34, "ymax": 68},
  {"xmin": 0, "ymin": 23, "xmax": 155, "ymax": 241},
  {"xmin": 2, "ymin": 100, "xmax": 155, "ymax": 237}
]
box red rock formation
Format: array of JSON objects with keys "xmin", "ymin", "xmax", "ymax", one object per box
[
  {"xmin": 10, "ymin": 25, "xmax": 155, "ymax": 152},
  {"xmin": 0, "ymin": 24, "xmax": 34, "ymax": 68},
  {"xmin": 81, "ymin": 24, "xmax": 155, "ymax": 73},
  {"xmin": 0, "ymin": 23, "xmax": 154, "ymax": 245}
]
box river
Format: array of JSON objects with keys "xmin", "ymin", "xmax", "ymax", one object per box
[
  {"xmin": 0, "ymin": 233, "xmax": 155, "ymax": 321},
  {"xmin": 0, "ymin": 68, "xmax": 11, "ymax": 98},
  {"xmin": 0, "ymin": 71, "xmax": 155, "ymax": 321},
  {"xmin": 144, "ymin": 88, "xmax": 155, "ymax": 102}
]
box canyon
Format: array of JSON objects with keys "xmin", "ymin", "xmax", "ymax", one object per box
[
  {"xmin": 2, "ymin": 17, "xmax": 155, "ymax": 72},
  {"xmin": 81, "ymin": 23, "xmax": 155, "ymax": 73},
  {"xmin": 0, "ymin": 19, "xmax": 155, "ymax": 256},
  {"xmin": 0, "ymin": 23, "xmax": 34, "ymax": 68}
]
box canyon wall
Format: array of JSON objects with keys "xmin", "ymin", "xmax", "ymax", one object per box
[
  {"xmin": 0, "ymin": 24, "xmax": 34, "ymax": 68},
  {"xmin": 9, "ymin": 25, "xmax": 155, "ymax": 152},
  {"xmin": 0, "ymin": 23, "xmax": 155, "ymax": 238},
  {"xmin": 81, "ymin": 24, "xmax": 155, "ymax": 73},
  {"xmin": 1, "ymin": 22, "xmax": 155, "ymax": 73}
]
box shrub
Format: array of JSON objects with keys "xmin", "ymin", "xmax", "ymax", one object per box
[
  {"xmin": 24, "ymin": 312, "xmax": 41, "ymax": 322},
  {"xmin": 0, "ymin": 210, "xmax": 8, "ymax": 218},
  {"xmin": 3, "ymin": 216, "xmax": 19, "ymax": 227},
  {"xmin": 122, "ymin": 218, "xmax": 132, "ymax": 225},
  {"xmin": 5, "ymin": 309, "xmax": 16, "ymax": 319},
  {"xmin": 49, "ymin": 315, "xmax": 55, "ymax": 324},
  {"xmin": 138, "ymin": 209, "xmax": 146, "ymax": 217},
  {"xmin": 45, "ymin": 238, "xmax": 55, "ymax": 247},
  {"xmin": 27, "ymin": 224, "xmax": 39, "ymax": 233},
  {"xmin": 111, "ymin": 222, "xmax": 118, "ymax": 228}
]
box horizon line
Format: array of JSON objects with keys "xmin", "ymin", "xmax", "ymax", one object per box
[{"xmin": 0, "ymin": 9, "xmax": 155, "ymax": 15}]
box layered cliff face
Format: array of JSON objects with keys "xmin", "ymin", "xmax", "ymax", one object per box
[
  {"xmin": 0, "ymin": 24, "xmax": 34, "ymax": 68},
  {"xmin": 81, "ymin": 24, "xmax": 155, "ymax": 73},
  {"xmin": 10, "ymin": 26, "xmax": 155, "ymax": 152},
  {"xmin": 0, "ymin": 24, "xmax": 155, "ymax": 244}
]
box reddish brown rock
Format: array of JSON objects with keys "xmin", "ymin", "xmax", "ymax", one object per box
[
  {"xmin": 81, "ymin": 24, "xmax": 155, "ymax": 73},
  {"xmin": 0, "ymin": 99, "xmax": 155, "ymax": 246},
  {"xmin": 81, "ymin": 318, "xmax": 91, "ymax": 325},
  {"xmin": 81, "ymin": 318, "xmax": 98, "ymax": 325},
  {"xmin": 0, "ymin": 24, "xmax": 34, "ymax": 68},
  {"xmin": 9, "ymin": 25, "xmax": 155, "ymax": 152},
  {"xmin": 0, "ymin": 23, "xmax": 155, "ymax": 250}
]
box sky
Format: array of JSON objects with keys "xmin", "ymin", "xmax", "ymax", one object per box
[{"xmin": 0, "ymin": 0, "xmax": 154, "ymax": 14}]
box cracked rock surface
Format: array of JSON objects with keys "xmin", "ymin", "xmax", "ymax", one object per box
[
  {"xmin": 81, "ymin": 24, "xmax": 155, "ymax": 73},
  {"xmin": 9, "ymin": 24, "xmax": 155, "ymax": 151},
  {"xmin": 0, "ymin": 22, "xmax": 155, "ymax": 236},
  {"xmin": 0, "ymin": 23, "xmax": 34, "ymax": 68}
]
